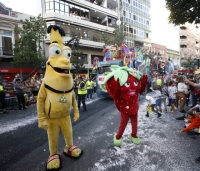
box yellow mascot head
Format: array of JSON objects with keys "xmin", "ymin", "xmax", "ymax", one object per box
[{"xmin": 44, "ymin": 25, "xmax": 73, "ymax": 90}]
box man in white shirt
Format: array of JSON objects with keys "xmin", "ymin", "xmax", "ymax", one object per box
[{"xmin": 175, "ymin": 76, "xmax": 187, "ymax": 113}]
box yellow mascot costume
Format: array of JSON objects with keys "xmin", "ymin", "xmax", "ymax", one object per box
[{"xmin": 37, "ymin": 25, "xmax": 82, "ymax": 170}]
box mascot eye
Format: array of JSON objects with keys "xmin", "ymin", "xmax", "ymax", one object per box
[
  {"xmin": 125, "ymin": 82, "xmax": 130, "ymax": 87},
  {"xmin": 49, "ymin": 46, "xmax": 61, "ymax": 56},
  {"xmin": 134, "ymin": 81, "xmax": 138, "ymax": 86},
  {"xmin": 63, "ymin": 50, "xmax": 71, "ymax": 58}
]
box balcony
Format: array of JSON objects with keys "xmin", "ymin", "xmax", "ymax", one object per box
[
  {"xmin": 179, "ymin": 30, "xmax": 188, "ymax": 36},
  {"xmin": 43, "ymin": 13, "xmax": 115, "ymax": 33},
  {"xmin": 180, "ymin": 48, "xmax": 189, "ymax": 54},
  {"xmin": 45, "ymin": 23, "xmax": 110, "ymax": 48},
  {"xmin": 180, "ymin": 26, "xmax": 187, "ymax": 30},
  {"xmin": 67, "ymin": 0, "xmax": 118, "ymax": 18},
  {"xmin": 180, "ymin": 39, "xmax": 188, "ymax": 45},
  {"xmin": 0, "ymin": 47, "xmax": 13, "ymax": 57}
]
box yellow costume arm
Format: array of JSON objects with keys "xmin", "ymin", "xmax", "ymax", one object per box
[
  {"xmin": 37, "ymin": 83, "xmax": 48, "ymax": 130},
  {"xmin": 72, "ymin": 91, "xmax": 79, "ymax": 122}
]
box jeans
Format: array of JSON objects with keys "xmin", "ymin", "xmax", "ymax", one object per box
[
  {"xmin": 87, "ymin": 89, "xmax": 93, "ymax": 99},
  {"xmin": 78, "ymin": 94, "xmax": 86, "ymax": 110},
  {"xmin": 16, "ymin": 93, "xmax": 25, "ymax": 110},
  {"xmin": 161, "ymin": 97, "xmax": 167, "ymax": 110},
  {"xmin": 0, "ymin": 96, "xmax": 6, "ymax": 109},
  {"xmin": 191, "ymin": 91, "xmax": 197, "ymax": 107}
]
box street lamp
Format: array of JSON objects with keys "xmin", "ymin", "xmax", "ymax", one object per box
[{"xmin": 116, "ymin": 19, "xmax": 121, "ymax": 26}]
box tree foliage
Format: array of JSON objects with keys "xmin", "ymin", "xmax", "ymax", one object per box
[
  {"xmin": 12, "ymin": 14, "xmax": 47, "ymax": 68},
  {"xmin": 71, "ymin": 51, "xmax": 85, "ymax": 74},
  {"xmin": 165, "ymin": 0, "xmax": 200, "ymax": 25},
  {"xmin": 181, "ymin": 56, "xmax": 197, "ymax": 69},
  {"xmin": 102, "ymin": 25, "xmax": 126, "ymax": 46}
]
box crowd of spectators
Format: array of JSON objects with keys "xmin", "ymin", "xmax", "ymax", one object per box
[
  {"xmin": 146, "ymin": 72, "xmax": 200, "ymax": 163},
  {"xmin": 0, "ymin": 73, "xmax": 43, "ymax": 112}
]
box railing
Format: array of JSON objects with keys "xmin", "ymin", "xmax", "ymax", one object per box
[
  {"xmin": 59, "ymin": 24, "xmax": 113, "ymax": 43},
  {"xmin": 0, "ymin": 47, "xmax": 13, "ymax": 56},
  {"xmin": 84, "ymin": 0, "xmax": 117, "ymax": 11}
]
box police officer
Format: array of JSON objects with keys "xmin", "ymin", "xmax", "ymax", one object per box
[
  {"xmin": 0, "ymin": 82, "xmax": 8, "ymax": 113},
  {"xmin": 86, "ymin": 78, "xmax": 94, "ymax": 100},
  {"xmin": 78, "ymin": 77, "xmax": 87, "ymax": 112}
]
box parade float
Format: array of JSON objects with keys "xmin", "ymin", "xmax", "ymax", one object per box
[{"xmin": 93, "ymin": 43, "xmax": 136, "ymax": 99}]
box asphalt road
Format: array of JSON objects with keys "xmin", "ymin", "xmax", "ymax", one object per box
[
  {"xmin": 0, "ymin": 97, "xmax": 114, "ymax": 171},
  {"xmin": 1, "ymin": 95, "xmax": 200, "ymax": 171}
]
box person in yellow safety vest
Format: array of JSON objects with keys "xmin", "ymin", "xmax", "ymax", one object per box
[
  {"xmin": 156, "ymin": 76, "xmax": 162, "ymax": 86},
  {"xmin": 86, "ymin": 78, "xmax": 94, "ymax": 100},
  {"xmin": 0, "ymin": 82, "xmax": 8, "ymax": 113},
  {"xmin": 78, "ymin": 77, "xmax": 87, "ymax": 112}
]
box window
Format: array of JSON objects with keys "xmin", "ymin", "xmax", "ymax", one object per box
[
  {"xmin": 0, "ymin": 34, "xmax": 12, "ymax": 56},
  {"xmin": 129, "ymin": 28, "xmax": 133, "ymax": 33},
  {"xmin": 50, "ymin": 1, "xmax": 54, "ymax": 9},
  {"xmin": 146, "ymin": 33, "xmax": 148, "ymax": 38},
  {"xmin": 123, "ymin": 10, "xmax": 126, "ymax": 16},
  {"xmin": 108, "ymin": 17, "xmax": 116, "ymax": 27},
  {"xmin": 60, "ymin": 3, "xmax": 64, "ymax": 12},
  {"xmin": 133, "ymin": 14, "xmax": 136, "ymax": 20},
  {"xmin": 55, "ymin": 2, "xmax": 59, "ymax": 10}
]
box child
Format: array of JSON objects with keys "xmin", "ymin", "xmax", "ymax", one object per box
[
  {"xmin": 154, "ymin": 85, "xmax": 162, "ymax": 115},
  {"xmin": 142, "ymin": 92, "xmax": 162, "ymax": 118},
  {"xmin": 180, "ymin": 110, "xmax": 200, "ymax": 134},
  {"xmin": 168, "ymin": 81, "xmax": 177, "ymax": 114},
  {"xmin": 161, "ymin": 83, "xmax": 168, "ymax": 112}
]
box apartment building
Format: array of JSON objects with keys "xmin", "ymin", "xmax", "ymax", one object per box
[
  {"xmin": 0, "ymin": 2, "xmax": 35, "ymax": 82},
  {"xmin": 179, "ymin": 23, "xmax": 200, "ymax": 65},
  {"xmin": 42, "ymin": 0, "xmax": 151, "ymax": 76},
  {"xmin": 41, "ymin": 0, "xmax": 119, "ymax": 77},
  {"xmin": 119, "ymin": 0, "xmax": 151, "ymax": 47}
]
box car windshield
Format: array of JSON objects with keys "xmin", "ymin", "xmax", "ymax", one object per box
[
  {"xmin": 103, "ymin": 66, "xmax": 112, "ymax": 72},
  {"xmin": 99, "ymin": 66, "xmax": 112, "ymax": 74}
]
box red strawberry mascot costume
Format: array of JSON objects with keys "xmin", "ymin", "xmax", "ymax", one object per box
[{"xmin": 104, "ymin": 65, "xmax": 148, "ymax": 146}]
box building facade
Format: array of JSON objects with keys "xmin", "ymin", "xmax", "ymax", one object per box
[
  {"xmin": 166, "ymin": 48, "xmax": 180, "ymax": 69},
  {"xmin": 42, "ymin": 0, "xmax": 152, "ymax": 77},
  {"xmin": 0, "ymin": 2, "xmax": 35, "ymax": 82},
  {"xmin": 179, "ymin": 23, "xmax": 200, "ymax": 65},
  {"xmin": 151, "ymin": 43, "xmax": 166, "ymax": 59},
  {"xmin": 41, "ymin": 0, "xmax": 119, "ymax": 77},
  {"xmin": 119, "ymin": 0, "xmax": 151, "ymax": 47}
]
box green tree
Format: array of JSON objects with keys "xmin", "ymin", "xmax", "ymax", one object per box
[
  {"xmin": 165, "ymin": 0, "xmax": 200, "ymax": 25},
  {"xmin": 181, "ymin": 56, "xmax": 196, "ymax": 70},
  {"xmin": 12, "ymin": 14, "xmax": 46, "ymax": 68},
  {"xmin": 71, "ymin": 51, "xmax": 85, "ymax": 76},
  {"xmin": 102, "ymin": 25, "xmax": 126, "ymax": 46}
]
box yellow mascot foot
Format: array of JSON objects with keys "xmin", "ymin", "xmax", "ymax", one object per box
[
  {"xmin": 46, "ymin": 154, "xmax": 61, "ymax": 171},
  {"xmin": 63, "ymin": 146, "xmax": 83, "ymax": 159}
]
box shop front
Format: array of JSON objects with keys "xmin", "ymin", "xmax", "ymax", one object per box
[{"xmin": 0, "ymin": 68, "xmax": 40, "ymax": 82}]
